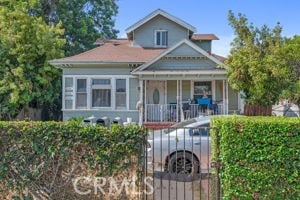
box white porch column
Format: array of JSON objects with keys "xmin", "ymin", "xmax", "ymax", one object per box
[
  {"xmin": 222, "ymin": 80, "xmax": 229, "ymax": 115},
  {"xmin": 144, "ymin": 80, "xmax": 147, "ymax": 122},
  {"xmin": 212, "ymin": 80, "xmax": 216, "ymax": 102},
  {"xmin": 180, "ymin": 80, "xmax": 184, "ymax": 121},
  {"xmin": 226, "ymin": 80, "xmax": 229, "ymax": 114},
  {"xmin": 138, "ymin": 79, "xmax": 144, "ymax": 125},
  {"xmin": 176, "ymin": 80, "xmax": 179, "ymax": 122}
]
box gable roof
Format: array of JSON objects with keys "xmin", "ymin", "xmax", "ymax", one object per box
[
  {"xmin": 132, "ymin": 39, "xmax": 225, "ymax": 73},
  {"xmin": 125, "ymin": 9, "xmax": 197, "ymax": 34},
  {"xmin": 49, "ymin": 39, "xmax": 164, "ymax": 66}
]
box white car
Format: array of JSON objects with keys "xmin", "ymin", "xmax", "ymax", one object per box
[{"xmin": 147, "ymin": 116, "xmax": 212, "ymax": 175}]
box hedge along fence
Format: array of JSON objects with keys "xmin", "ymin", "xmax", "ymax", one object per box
[
  {"xmin": 211, "ymin": 116, "xmax": 300, "ymax": 199},
  {"xmin": 0, "ymin": 121, "xmax": 147, "ymax": 200}
]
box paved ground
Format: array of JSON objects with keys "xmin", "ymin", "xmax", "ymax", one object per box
[{"xmin": 146, "ymin": 173, "xmax": 213, "ymax": 200}]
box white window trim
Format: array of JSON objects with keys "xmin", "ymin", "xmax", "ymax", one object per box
[
  {"xmin": 191, "ymin": 80, "xmax": 214, "ymax": 101},
  {"xmin": 154, "ymin": 30, "xmax": 168, "ymax": 48},
  {"xmin": 63, "ymin": 75, "xmax": 133, "ymax": 111},
  {"xmin": 62, "ymin": 76, "xmax": 65, "ymax": 110},
  {"xmin": 75, "ymin": 78, "xmax": 88, "ymax": 110},
  {"xmin": 91, "ymin": 78, "xmax": 113, "ymax": 109}
]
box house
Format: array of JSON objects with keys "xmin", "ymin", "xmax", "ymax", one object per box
[{"xmin": 50, "ymin": 9, "xmax": 241, "ymax": 125}]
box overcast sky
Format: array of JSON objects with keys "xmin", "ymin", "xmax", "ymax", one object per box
[{"xmin": 114, "ymin": 0, "xmax": 300, "ymax": 56}]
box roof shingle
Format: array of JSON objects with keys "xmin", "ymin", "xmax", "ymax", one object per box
[
  {"xmin": 51, "ymin": 39, "xmax": 164, "ymax": 63},
  {"xmin": 191, "ymin": 34, "xmax": 219, "ymax": 40},
  {"xmin": 51, "ymin": 38, "xmax": 226, "ymax": 64}
]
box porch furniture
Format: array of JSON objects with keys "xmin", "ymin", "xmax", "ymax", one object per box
[
  {"xmin": 208, "ymin": 103, "xmax": 218, "ymax": 115},
  {"xmin": 197, "ymin": 98, "xmax": 211, "ymax": 113},
  {"xmin": 182, "ymin": 102, "xmax": 191, "ymax": 119}
]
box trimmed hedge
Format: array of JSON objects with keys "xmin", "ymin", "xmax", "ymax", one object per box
[
  {"xmin": 211, "ymin": 116, "xmax": 300, "ymax": 199},
  {"xmin": 0, "ymin": 121, "xmax": 147, "ymax": 199}
]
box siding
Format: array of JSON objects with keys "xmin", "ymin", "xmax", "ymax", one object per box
[
  {"xmin": 170, "ymin": 43, "xmax": 200, "ymax": 56},
  {"xmin": 167, "ymin": 80, "xmax": 191, "ymax": 103},
  {"xmin": 148, "ymin": 58, "xmax": 217, "ymax": 70},
  {"xmin": 192, "ymin": 41, "xmax": 212, "ymax": 52},
  {"xmin": 129, "ymin": 78, "xmax": 140, "ymax": 110},
  {"xmin": 147, "ymin": 43, "xmax": 217, "ymax": 71},
  {"xmin": 133, "ymin": 15, "xmax": 188, "ymax": 48},
  {"xmin": 182, "ymin": 80, "xmax": 191, "ymax": 101},
  {"xmin": 215, "ymin": 80, "xmax": 223, "ymax": 102},
  {"xmin": 167, "ymin": 80, "xmax": 177, "ymax": 103},
  {"xmin": 63, "ymin": 66, "xmax": 132, "ymax": 76}
]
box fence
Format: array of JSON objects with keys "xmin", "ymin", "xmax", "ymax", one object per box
[{"xmin": 140, "ymin": 125, "xmax": 220, "ymax": 200}]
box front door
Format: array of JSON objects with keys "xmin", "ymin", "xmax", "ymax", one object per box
[
  {"xmin": 146, "ymin": 80, "xmax": 165, "ymax": 104},
  {"xmin": 146, "ymin": 80, "xmax": 166, "ymax": 121}
]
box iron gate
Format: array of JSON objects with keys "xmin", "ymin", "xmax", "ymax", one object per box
[{"xmin": 140, "ymin": 126, "xmax": 221, "ymax": 200}]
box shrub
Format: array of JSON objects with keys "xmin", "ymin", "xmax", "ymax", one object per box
[
  {"xmin": 0, "ymin": 121, "xmax": 147, "ymax": 199},
  {"xmin": 211, "ymin": 116, "xmax": 300, "ymax": 199}
]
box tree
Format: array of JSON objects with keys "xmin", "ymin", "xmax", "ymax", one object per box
[
  {"xmin": 0, "ymin": 0, "xmax": 65, "ymax": 120},
  {"xmin": 225, "ymin": 11, "xmax": 294, "ymax": 115},
  {"xmin": 37, "ymin": 0, "xmax": 119, "ymax": 56},
  {"xmin": 280, "ymin": 36, "xmax": 300, "ymax": 115}
]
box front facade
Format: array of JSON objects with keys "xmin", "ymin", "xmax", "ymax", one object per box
[{"xmin": 50, "ymin": 9, "xmax": 241, "ymax": 124}]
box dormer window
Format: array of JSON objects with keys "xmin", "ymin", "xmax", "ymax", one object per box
[{"xmin": 155, "ymin": 30, "xmax": 168, "ymax": 47}]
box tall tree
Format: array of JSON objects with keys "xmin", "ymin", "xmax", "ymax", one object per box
[
  {"xmin": 0, "ymin": 0, "xmax": 65, "ymax": 120},
  {"xmin": 37, "ymin": 0, "xmax": 119, "ymax": 56},
  {"xmin": 225, "ymin": 11, "xmax": 294, "ymax": 115},
  {"xmin": 280, "ymin": 36, "xmax": 300, "ymax": 114}
]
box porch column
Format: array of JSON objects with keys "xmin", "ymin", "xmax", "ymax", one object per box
[
  {"xmin": 180, "ymin": 80, "xmax": 183, "ymax": 122},
  {"xmin": 222, "ymin": 80, "xmax": 229, "ymax": 115},
  {"xmin": 226, "ymin": 80, "xmax": 229, "ymax": 114},
  {"xmin": 144, "ymin": 80, "xmax": 147, "ymax": 122},
  {"xmin": 176, "ymin": 80, "xmax": 179, "ymax": 122},
  {"xmin": 138, "ymin": 79, "xmax": 144, "ymax": 125}
]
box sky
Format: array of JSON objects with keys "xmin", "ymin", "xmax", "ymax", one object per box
[{"xmin": 114, "ymin": 0, "xmax": 300, "ymax": 56}]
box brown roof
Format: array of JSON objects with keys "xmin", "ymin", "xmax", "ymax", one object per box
[
  {"xmin": 51, "ymin": 39, "xmax": 164, "ymax": 63},
  {"xmin": 191, "ymin": 34, "xmax": 219, "ymax": 40},
  {"xmin": 212, "ymin": 53, "xmax": 226, "ymax": 62},
  {"xmin": 51, "ymin": 38, "xmax": 226, "ymax": 64}
]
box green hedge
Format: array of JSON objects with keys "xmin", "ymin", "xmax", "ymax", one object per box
[
  {"xmin": 0, "ymin": 121, "xmax": 147, "ymax": 199},
  {"xmin": 211, "ymin": 117, "xmax": 300, "ymax": 199}
]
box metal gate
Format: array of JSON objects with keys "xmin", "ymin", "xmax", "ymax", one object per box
[{"xmin": 140, "ymin": 125, "xmax": 221, "ymax": 200}]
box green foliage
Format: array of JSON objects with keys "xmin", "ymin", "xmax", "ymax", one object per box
[
  {"xmin": 211, "ymin": 116, "xmax": 300, "ymax": 199},
  {"xmin": 37, "ymin": 0, "xmax": 119, "ymax": 56},
  {"xmin": 0, "ymin": 0, "xmax": 65, "ymax": 119},
  {"xmin": 225, "ymin": 11, "xmax": 294, "ymax": 106},
  {"xmin": 280, "ymin": 35, "xmax": 300, "ymax": 111},
  {"xmin": 0, "ymin": 121, "xmax": 147, "ymax": 198}
]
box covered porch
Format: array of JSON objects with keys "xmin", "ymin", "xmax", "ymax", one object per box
[{"xmin": 138, "ymin": 72, "xmax": 234, "ymax": 123}]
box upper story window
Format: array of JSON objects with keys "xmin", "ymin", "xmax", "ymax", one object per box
[{"xmin": 155, "ymin": 30, "xmax": 168, "ymax": 47}]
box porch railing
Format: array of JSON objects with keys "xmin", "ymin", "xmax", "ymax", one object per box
[{"xmin": 145, "ymin": 103, "xmax": 224, "ymax": 122}]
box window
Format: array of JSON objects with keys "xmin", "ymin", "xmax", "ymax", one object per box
[
  {"xmin": 92, "ymin": 79, "xmax": 111, "ymax": 107},
  {"xmin": 193, "ymin": 81, "xmax": 212, "ymax": 100},
  {"xmin": 115, "ymin": 79, "xmax": 126, "ymax": 108},
  {"xmin": 64, "ymin": 77, "xmax": 73, "ymax": 109},
  {"xmin": 64, "ymin": 76, "xmax": 129, "ymax": 110},
  {"xmin": 155, "ymin": 30, "xmax": 168, "ymax": 47},
  {"xmin": 76, "ymin": 79, "xmax": 87, "ymax": 108}
]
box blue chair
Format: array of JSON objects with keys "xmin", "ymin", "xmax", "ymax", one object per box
[{"xmin": 197, "ymin": 98, "xmax": 211, "ymax": 113}]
